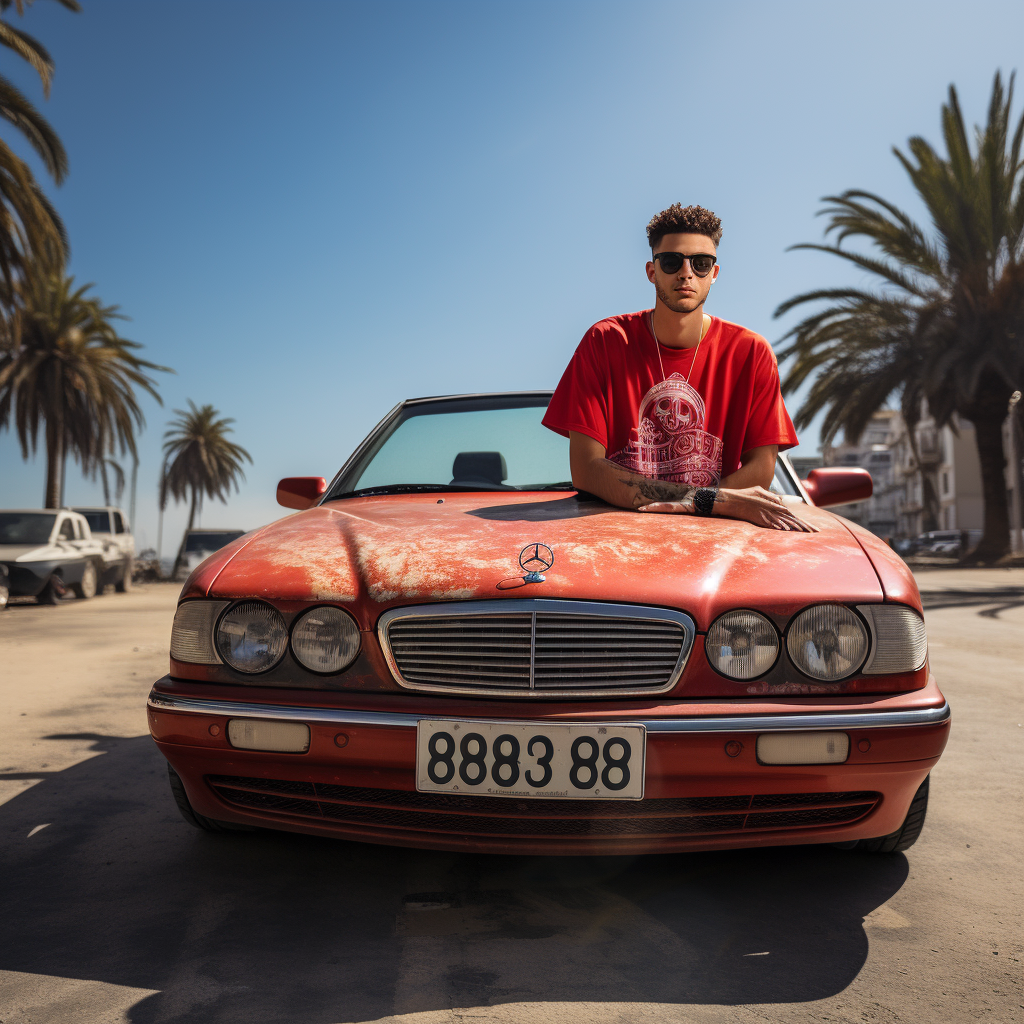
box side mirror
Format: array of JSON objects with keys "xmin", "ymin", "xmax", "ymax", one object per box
[
  {"xmin": 801, "ymin": 467, "xmax": 873, "ymax": 508},
  {"xmin": 276, "ymin": 476, "xmax": 327, "ymax": 510}
]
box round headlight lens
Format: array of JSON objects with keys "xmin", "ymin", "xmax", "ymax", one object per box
[
  {"xmin": 706, "ymin": 610, "xmax": 780, "ymax": 679},
  {"xmin": 787, "ymin": 604, "xmax": 868, "ymax": 681},
  {"xmin": 291, "ymin": 606, "xmax": 361, "ymax": 673},
  {"xmin": 215, "ymin": 601, "xmax": 288, "ymax": 673}
]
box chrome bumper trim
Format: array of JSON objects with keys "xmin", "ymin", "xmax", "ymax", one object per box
[{"xmin": 148, "ymin": 692, "xmax": 950, "ymax": 733}]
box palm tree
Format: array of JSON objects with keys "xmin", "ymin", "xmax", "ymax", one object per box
[
  {"xmin": 98, "ymin": 455, "xmax": 124, "ymax": 506},
  {"xmin": 160, "ymin": 401, "xmax": 251, "ymax": 578},
  {"xmin": 0, "ymin": 269, "xmax": 168, "ymax": 506},
  {"xmin": 0, "ymin": 0, "xmax": 79, "ymax": 294},
  {"xmin": 776, "ymin": 72, "xmax": 1024, "ymax": 561}
]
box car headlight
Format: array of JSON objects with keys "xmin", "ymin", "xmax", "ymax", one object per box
[
  {"xmin": 706, "ymin": 610, "xmax": 780, "ymax": 680},
  {"xmin": 170, "ymin": 600, "xmax": 229, "ymax": 663},
  {"xmin": 787, "ymin": 604, "xmax": 868, "ymax": 681},
  {"xmin": 857, "ymin": 604, "xmax": 927, "ymax": 674},
  {"xmin": 290, "ymin": 606, "xmax": 361, "ymax": 673},
  {"xmin": 215, "ymin": 601, "xmax": 288, "ymax": 673}
]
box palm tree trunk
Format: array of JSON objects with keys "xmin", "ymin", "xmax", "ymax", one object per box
[
  {"xmin": 129, "ymin": 456, "xmax": 138, "ymax": 529},
  {"xmin": 44, "ymin": 420, "xmax": 62, "ymax": 508},
  {"xmin": 157, "ymin": 506, "xmax": 164, "ymax": 575},
  {"xmin": 969, "ymin": 407, "xmax": 1010, "ymax": 562},
  {"xmin": 902, "ymin": 414, "xmax": 941, "ymax": 532},
  {"xmin": 171, "ymin": 489, "xmax": 199, "ymax": 579},
  {"xmin": 921, "ymin": 473, "xmax": 940, "ymax": 532}
]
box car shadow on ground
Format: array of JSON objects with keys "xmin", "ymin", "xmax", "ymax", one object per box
[
  {"xmin": 918, "ymin": 586, "xmax": 1024, "ymax": 618},
  {"xmin": 0, "ymin": 734, "xmax": 909, "ymax": 1024}
]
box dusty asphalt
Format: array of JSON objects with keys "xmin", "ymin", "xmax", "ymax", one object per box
[{"xmin": 0, "ymin": 573, "xmax": 1021, "ymax": 1024}]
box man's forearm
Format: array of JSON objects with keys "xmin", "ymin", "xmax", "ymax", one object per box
[{"xmin": 576, "ymin": 457, "xmax": 697, "ymax": 509}]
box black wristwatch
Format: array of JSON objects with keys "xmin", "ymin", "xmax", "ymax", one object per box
[{"xmin": 693, "ymin": 487, "xmax": 718, "ymax": 516}]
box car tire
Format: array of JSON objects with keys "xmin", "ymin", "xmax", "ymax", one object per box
[
  {"xmin": 114, "ymin": 557, "xmax": 133, "ymax": 593},
  {"xmin": 852, "ymin": 776, "xmax": 930, "ymax": 853},
  {"xmin": 37, "ymin": 575, "xmax": 65, "ymax": 605},
  {"xmin": 0, "ymin": 583, "xmax": 8, "ymax": 610},
  {"xmin": 167, "ymin": 763, "xmax": 257, "ymax": 833},
  {"xmin": 71, "ymin": 561, "xmax": 98, "ymax": 600}
]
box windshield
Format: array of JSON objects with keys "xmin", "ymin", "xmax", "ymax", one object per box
[
  {"xmin": 349, "ymin": 402, "xmax": 571, "ymax": 493},
  {"xmin": 770, "ymin": 459, "xmax": 800, "ymax": 496},
  {"xmin": 184, "ymin": 531, "xmax": 245, "ymax": 553},
  {"xmin": 74, "ymin": 510, "xmax": 110, "ymax": 534},
  {"xmin": 0, "ymin": 512, "xmax": 56, "ymax": 545},
  {"xmin": 334, "ymin": 394, "xmax": 805, "ymax": 499}
]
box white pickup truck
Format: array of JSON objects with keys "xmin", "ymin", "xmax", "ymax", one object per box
[
  {"xmin": 0, "ymin": 509, "xmax": 108, "ymax": 603},
  {"xmin": 71, "ymin": 506, "xmax": 135, "ymax": 592}
]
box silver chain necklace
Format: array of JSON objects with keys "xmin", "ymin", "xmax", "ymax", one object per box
[{"xmin": 648, "ymin": 310, "xmax": 708, "ymax": 384}]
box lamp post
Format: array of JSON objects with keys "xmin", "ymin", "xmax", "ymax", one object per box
[{"xmin": 1010, "ymin": 391, "xmax": 1022, "ymax": 555}]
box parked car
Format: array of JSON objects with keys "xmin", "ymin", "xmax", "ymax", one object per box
[
  {"xmin": 173, "ymin": 529, "xmax": 247, "ymax": 581},
  {"xmin": 71, "ymin": 506, "xmax": 135, "ymax": 592},
  {"xmin": 149, "ymin": 391, "xmax": 949, "ymax": 856},
  {"xmin": 0, "ymin": 509, "xmax": 106, "ymax": 603}
]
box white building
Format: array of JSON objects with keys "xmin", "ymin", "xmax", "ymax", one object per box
[
  {"xmin": 822, "ymin": 409, "xmax": 901, "ymax": 538},
  {"xmin": 889, "ymin": 410, "xmax": 984, "ymax": 537},
  {"xmin": 800, "ymin": 402, "xmax": 1021, "ymax": 548}
]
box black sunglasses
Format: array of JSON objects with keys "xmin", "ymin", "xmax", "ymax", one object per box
[{"xmin": 653, "ymin": 251, "xmax": 717, "ymax": 277}]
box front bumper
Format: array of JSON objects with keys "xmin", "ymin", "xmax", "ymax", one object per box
[
  {"xmin": 148, "ymin": 678, "xmax": 950, "ymax": 855},
  {"xmin": 2, "ymin": 560, "xmax": 59, "ymax": 597}
]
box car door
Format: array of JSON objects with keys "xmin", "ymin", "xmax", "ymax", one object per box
[
  {"xmin": 111, "ymin": 511, "xmax": 134, "ymax": 559},
  {"xmin": 53, "ymin": 515, "xmax": 82, "ymax": 569}
]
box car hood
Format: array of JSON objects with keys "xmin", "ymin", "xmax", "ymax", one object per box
[
  {"xmin": 0, "ymin": 544, "xmax": 57, "ymax": 563},
  {"xmin": 192, "ymin": 492, "xmax": 888, "ymax": 630}
]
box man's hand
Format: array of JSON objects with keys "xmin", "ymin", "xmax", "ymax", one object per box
[{"xmin": 638, "ymin": 485, "xmax": 815, "ymax": 532}]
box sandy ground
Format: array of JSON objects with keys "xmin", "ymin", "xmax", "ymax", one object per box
[{"xmin": 0, "ymin": 572, "xmax": 1021, "ymax": 1024}]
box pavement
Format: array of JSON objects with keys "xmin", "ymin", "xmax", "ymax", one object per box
[{"xmin": 0, "ymin": 573, "xmax": 1021, "ymax": 1024}]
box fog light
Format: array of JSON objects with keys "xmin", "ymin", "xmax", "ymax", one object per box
[
  {"xmin": 756, "ymin": 731, "xmax": 849, "ymax": 765},
  {"xmin": 227, "ymin": 719, "xmax": 310, "ymax": 753}
]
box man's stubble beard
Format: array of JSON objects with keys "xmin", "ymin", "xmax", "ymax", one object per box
[{"xmin": 655, "ymin": 280, "xmax": 706, "ymax": 315}]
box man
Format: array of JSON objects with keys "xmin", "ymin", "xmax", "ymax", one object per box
[{"xmin": 543, "ymin": 203, "xmax": 810, "ymax": 531}]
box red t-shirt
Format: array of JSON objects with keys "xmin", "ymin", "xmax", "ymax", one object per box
[{"xmin": 543, "ymin": 310, "xmax": 797, "ymax": 487}]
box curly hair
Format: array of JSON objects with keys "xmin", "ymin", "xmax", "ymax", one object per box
[{"xmin": 646, "ymin": 203, "xmax": 722, "ymax": 250}]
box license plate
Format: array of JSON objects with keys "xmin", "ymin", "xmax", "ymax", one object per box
[{"xmin": 416, "ymin": 720, "xmax": 645, "ymax": 800}]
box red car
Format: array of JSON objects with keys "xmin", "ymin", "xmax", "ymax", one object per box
[{"xmin": 149, "ymin": 391, "xmax": 949, "ymax": 855}]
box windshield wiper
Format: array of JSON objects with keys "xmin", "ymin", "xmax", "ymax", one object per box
[
  {"xmin": 332, "ymin": 483, "xmax": 500, "ymax": 499},
  {"xmin": 521, "ymin": 482, "xmax": 576, "ymax": 491}
]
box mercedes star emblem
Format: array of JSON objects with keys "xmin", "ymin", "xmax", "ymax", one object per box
[{"xmin": 519, "ymin": 542, "xmax": 554, "ymax": 583}]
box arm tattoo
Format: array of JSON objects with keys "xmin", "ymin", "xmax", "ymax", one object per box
[{"xmin": 616, "ymin": 472, "xmax": 697, "ymax": 508}]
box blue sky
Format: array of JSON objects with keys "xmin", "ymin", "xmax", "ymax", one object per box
[{"xmin": 2, "ymin": 0, "xmax": 1023, "ymax": 553}]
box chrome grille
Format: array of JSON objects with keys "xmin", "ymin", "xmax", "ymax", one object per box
[{"xmin": 380, "ymin": 599, "xmax": 695, "ymax": 697}]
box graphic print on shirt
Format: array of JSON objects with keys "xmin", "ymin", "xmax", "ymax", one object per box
[{"xmin": 609, "ymin": 372, "xmax": 723, "ymax": 486}]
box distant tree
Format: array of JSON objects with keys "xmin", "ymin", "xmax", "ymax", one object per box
[
  {"xmin": 776, "ymin": 72, "xmax": 1024, "ymax": 560},
  {"xmin": 98, "ymin": 455, "xmax": 124, "ymax": 506},
  {"xmin": 0, "ymin": 270, "xmax": 167, "ymax": 506},
  {"xmin": 160, "ymin": 401, "xmax": 251, "ymax": 578},
  {"xmin": 0, "ymin": 0, "xmax": 79, "ymax": 295}
]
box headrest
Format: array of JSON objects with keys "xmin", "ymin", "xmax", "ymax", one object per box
[{"xmin": 451, "ymin": 451, "xmax": 508, "ymax": 485}]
